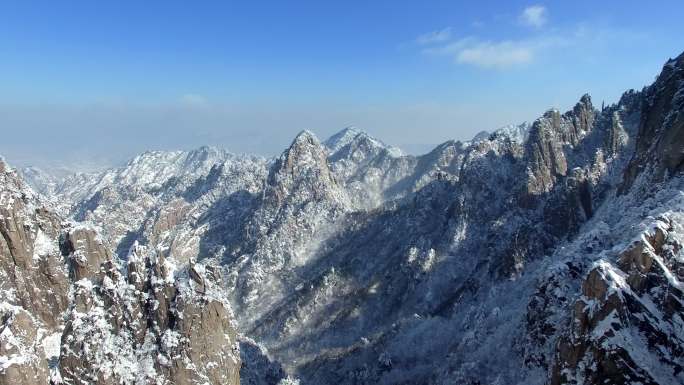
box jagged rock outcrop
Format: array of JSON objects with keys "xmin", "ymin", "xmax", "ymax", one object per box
[
  {"xmin": 2, "ymin": 158, "xmax": 242, "ymax": 385},
  {"xmin": 227, "ymin": 131, "xmax": 353, "ymax": 325},
  {"xmin": 252, "ymin": 130, "xmax": 351, "ymax": 265},
  {"xmin": 525, "ymin": 95, "xmax": 595, "ymax": 195},
  {"xmin": 0, "ymin": 161, "xmax": 68, "ymax": 385},
  {"xmin": 552, "ymin": 217, "xmax": 684, "ymax": 385},
  {"xmin": 547, "ymin": 56, "xmax": 684, "ymax": 382},
  {"xmin": 267, "ymin": 130, "xmax": 344, "ymax": 206},
  {"xmin": 60, "ymin": 225, "xmax": 111, "ymax": 281},
  {"xmin": 622, "ymin": 51, "xmax": 684, "ymax": 191},
  {"xmin": 59, "ymin": 243, "xmax": 240, "ymax": 385}
]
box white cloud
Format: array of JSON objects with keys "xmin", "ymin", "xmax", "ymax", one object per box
[
  {"xmin": 415, "ymin": 5, "xmax": 554, "ymax": 69},
  {"xmin": 456, "ymin": 41, "xmax": 534, "ymax": 69},
  {"xmin": 420, "ymin": 23, "xmax": 649, "ymax": 70},
  {"xmin": 422, "ymin": 37, "xmax": 476, "ymax": 56},
  {"xmin": 416, "ymin": 28, "xmax": 452, "ymax": 45},
  {"xmin": 520, "ymin": 5, "xmax": 548, "ymax": 28},
  {"xmin": 423, "ymin": 37, "xmax": 550, "ymax": 69}
]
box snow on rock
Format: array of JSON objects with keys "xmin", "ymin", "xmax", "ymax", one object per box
[
  {"xmin": 0, "ymin": 160, "xmax": 69, "ymax": 385},
  {"xmin": 324, "ymin": 126, "xmax": 403, "ymax": 157},
  {"xmin": 59, "ymin": 245, "xmax": 240, "ymax": 385},
  {"xmin": 553, "ymin": 200, "xmax": 684, "ymax": 385},
  {"xmin": 47, "ymin": 146, "xmax": 267, "ymax": 261},
  {"xmin": 2, "ymin": 156, "xmax": 243, "ymax": 385},
  {"xmin": 0, "ymin": 303, "xmax": 50, "ymax": 385}
]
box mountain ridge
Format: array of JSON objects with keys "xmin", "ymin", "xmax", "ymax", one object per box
[{"xmin": 1, "ymin": 51, "xmax": 683, "ymax": 385}]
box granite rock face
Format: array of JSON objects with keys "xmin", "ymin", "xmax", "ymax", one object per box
[
  {"xmin": 0, "ymin": 306, "xmax": 50, "ymax": 385},
  {"xmin": 1, "ymin": 160, "xmax": 241, "ymax": 385},
  {"xmin": 59, "ymin": 243, "xmax": 240, "ymax": 385},
  {"xmin": 622, "ymin": 51, "xmax": 684, "ymax": 191},
  {"xmin": 228, "ymin": 131, "xmax": 353, "ymax": 322},
  {"xmin": 0, "ymin": 161, "xmax": 68, "ymax": 385},
  {"xmin": 552, "ymin": 217, "xmax": 684, "ymax": 385},
  {"xmin": 60, "ymin": 226, "xmax": 111, "ymax": 282}
]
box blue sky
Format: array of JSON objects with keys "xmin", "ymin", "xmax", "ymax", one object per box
[{"xmin": 1, "ymin": 0, "xmax": 683, "ymax": 169}]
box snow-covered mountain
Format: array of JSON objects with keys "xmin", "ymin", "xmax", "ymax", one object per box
[
  {"xmin": 3, "ymin": 51, "xmax": 684, "ymax": 385},
  {"xmin": 1, "ymin": 159, "xmax": 241, "ymax": 385}
]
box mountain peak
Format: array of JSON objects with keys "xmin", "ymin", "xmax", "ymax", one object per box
[
  {"xmin": 324, "ymin": 127, "xmax": 403, "ymax": 157},
  {"xmin": 578, "ymin": 93, "xmax": 592, "ymax": 109},
  {"xmin": 665, "ymin": 50, "xmax": 684, "ymax": 69},
  {"xmin": 336, "ymin": 126, "xmax": 361, "ymax": 136},
  {"xmin": 284, "ymin": 130, "xmax": 324, "ymax": 159},
  {"xmin": 324, "ymin": 126, "xmax": 363, "ymax": 152},
  {"xmin": 293, "ymin": 129, "xmax": 319, "ymax": 143},
  {"xmin": 185, "ymin": 145, "xmax": 230, "ymax": 165},
  {"xmin": 276, "ymin": 130, "xmax": 328, "ymax": 174}
]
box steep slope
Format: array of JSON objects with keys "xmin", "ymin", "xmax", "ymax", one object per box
[
  {"xmin": 0, "ymin": 160, "xmax": 68, "ymax": 385},
  {"xmin": 549, "ymin": 51, "xmax": 684, "ymax": 385},
  {"xmin": 223, "ymin": 56, "xmax": 680, "ymax": 385},
  {"xmin": 0, "ymin": 160, "xmax": 242, "ymax": 385},
  {"xmin": 622, "ymin": 53, "xmax": 684, "ymax": 191},
  {"xmin": 59, "ymin": 242, "xmax": 240, "ymax": 385},
  {"xmin": 0, "ymin": 161, "xmax": 117, "ymax": 384},
  {"xmin": 226, "ymin": 131, "xmax": 352, "ymax": 325},
  {"xmin": 552, "ymin": 211, "xmax": 684, "ymax": 385},
  {"xmin": 326, "ymin": 127, "xmax": 415, "ymax": 209}
]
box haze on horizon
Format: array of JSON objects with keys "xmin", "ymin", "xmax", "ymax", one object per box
[{"xmin": 1, "ymin": 0, "xmax": 683, "ymax": 171}]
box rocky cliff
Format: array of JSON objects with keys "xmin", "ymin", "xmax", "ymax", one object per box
[
  {"xmin": 0, "ymin": 160, "xmax": 241, "ymax": 385},
  {"xmin": 59, "ymin": 242, "xmax": 240, "ymax": 385}
]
